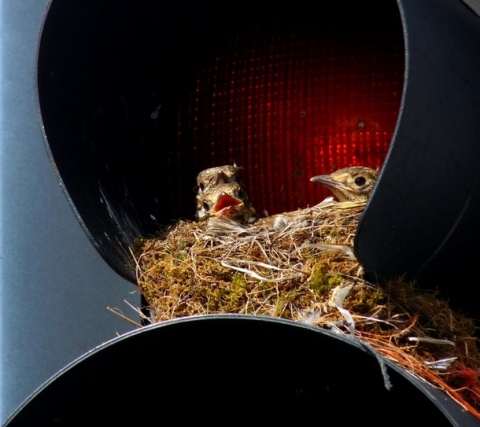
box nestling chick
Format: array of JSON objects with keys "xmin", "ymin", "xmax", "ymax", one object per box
[
  {"xmin": 310, "ymin": 166, "xmax": 378, "ymax": 202},
  {"xmin": 195, "ymin": 165, "xmax": 258, "ymax": 225},
  {"xmin": 196, "ymin": 164, "xmax": 242, "ymax": 196}
]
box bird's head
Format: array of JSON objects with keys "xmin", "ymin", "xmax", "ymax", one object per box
[
  {"xmin": 196, "ymin": 181, "xmax": 258, "ymax": 224},
  {"xmin": 310, "ymin": 166, "xmax": 378, "ymax": 202},
  {"xmin": 195, "ymin": 165, "xmax": 258, "ymax": 224},
  {"xmin": 196, "ymin": 165, "xmax": 242, "ymax": 196}
]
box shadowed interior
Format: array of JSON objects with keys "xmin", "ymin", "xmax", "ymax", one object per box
[{"xmin": 37, "ymin": 0, "xmax": 404, "ymax": 281}]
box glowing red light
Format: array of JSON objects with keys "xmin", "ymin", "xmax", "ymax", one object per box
[{"xmin": 177, "ymin": 11, "xmax": 404, "ymax": 218}]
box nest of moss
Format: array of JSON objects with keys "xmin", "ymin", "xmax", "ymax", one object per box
[{"xmin": 133, "ymin": 199, "xmax": 480, "ymax": 417}]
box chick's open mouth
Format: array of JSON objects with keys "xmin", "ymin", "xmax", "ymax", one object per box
[{"xmin": 211, "ymin": 193, "xmax": 243, "ymax": 216}]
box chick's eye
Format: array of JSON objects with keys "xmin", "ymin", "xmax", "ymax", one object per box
[
  {"xmin": 203, "ymin": 201, "xmax": 210, "ymax": 212},
  {"xmin": 354, "ymin": 176, "xmax": 366, "ymax": 186},
  {"xmin": 199, "ymin": 183, "xmax": 205, "ymax": 192}
]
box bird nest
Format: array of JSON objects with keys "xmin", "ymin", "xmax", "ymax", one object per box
[{"xmin": 132, "ymin": 199, "xmax": 480, "ymax": 417}]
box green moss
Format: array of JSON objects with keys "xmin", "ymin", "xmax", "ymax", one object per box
[
  {"xmin": 232, "ymin": 273, "xmax": 248, "ymax": 289},
  {"xmin": 308, "ymin": 261, "xmax": 342, "ymax": 296},
  {"xmin": 273, "ymin": 291, "xmax": 296, "ymax": 317},
  {"xmin": 347, "ymin": 285, "xmax": 385, "ymax": 314},
  {"xmin": 219, "ymin": 275, "xmax": 247, "ymax": 304}
]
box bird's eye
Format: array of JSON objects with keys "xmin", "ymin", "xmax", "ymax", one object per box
[
  {"xmin": 203, "ymin": 201, "xmax": 210, "ymax": 212},
  {"xmin": 198, "ymin": 183, "xmax": 205, "ymax": 192},
  {"xmin": 354, "ymin": 176, "xmax": 366, "ymax": 186},
  {"xmin": 237, "ymin": 188, "xmax": 245, "ymax": 199}
]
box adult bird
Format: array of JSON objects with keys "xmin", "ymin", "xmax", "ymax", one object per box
[
  {"xmin": 195, "ymin": 165, "xmax": 258, "ymax": 225},
  {"xmin": 310, "ymin": 166, "xmax": 378, "ymax": 202}
]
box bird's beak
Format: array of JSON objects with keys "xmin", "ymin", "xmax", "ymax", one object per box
[
  {"xmin": 310, "ymin": 174, "xmax": 348, "ymax": 201},
  {"xmin": 310, "ymin": 174, "xmax": 336, "ymax": 188},
  {"xmin": 211, "ymin": 193, "xmax": 243, "ymax": 216}
]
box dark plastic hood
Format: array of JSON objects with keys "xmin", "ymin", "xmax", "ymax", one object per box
[
  {"xmin": 5, "ymin": 315, "xmax": 479, "ymax": 426},
  {"xmin": 355, "ymin": 0, "xmax": 480, "ymax": 318}
]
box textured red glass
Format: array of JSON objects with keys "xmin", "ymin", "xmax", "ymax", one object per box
[{"xmin": 176, "ymin": 11, "xmax": 404, "ymax": 218}]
